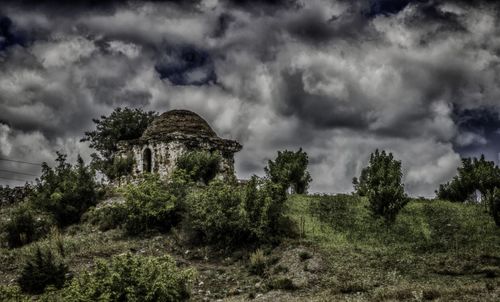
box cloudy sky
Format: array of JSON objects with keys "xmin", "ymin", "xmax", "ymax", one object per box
[{"xmin": 1, "ymin": 0, "xmax": 500, "ymax": 196}]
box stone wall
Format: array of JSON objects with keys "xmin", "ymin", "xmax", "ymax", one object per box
[{"xmin": 126, "ymin": 140, "xmax": 237, "ymax": 181}]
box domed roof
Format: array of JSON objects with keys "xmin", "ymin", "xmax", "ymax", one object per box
[{"xmin": 141, "ymin": 109, "xmax": 217, "ymax": 140}]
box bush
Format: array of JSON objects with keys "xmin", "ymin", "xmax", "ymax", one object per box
[
  {"xmin": 265, "ymin": 148, "xmax": 312, "ymax": 194},
  {"xmin": 104, "ymin": 154, "xmax": 135, "ymax": 181},
  {"xmin": 186, "ymin": 180, "xmax": 247, "ymax": 245},
  {"xmin": 243, "ymin": 176, "xmax": 290, "ymax": 241},
  {"xmin": 122, "ymin": 174, "xmax": 181, "ymax": 235},
  {"xmin": 249, "ymin": 249, "xmax": 267, "ymax": 276},
  {"xmin": 185, "ymin": 177, "xmax": 290, "ymax": 246},
  {"xmin": 32, "ymin": 153, "xmax": 98, "ymax": 227},
  {"xmin": 176, "ymin": 150, "xmax": 222, "ymax": 184},
  {"xmin": 353, "ymin": 150, "xmax": 408, "ymax": 223},
  {"xmin": 64, "ymin": 253, "xmax": 194, "ymax": 302},
  {"xmin": 485, "ymin": 188, "xmax": 500, "ymax": 227},
  {"xmin": 3, "ymin": 204, "xmax": 53, "ymax": 248},
  {"xmin": 84, "ymin": 205, "xmax": 127, "ymax": 231},
  {"xmin": 18, "ymin": 246, "xmax": 68, "ymax": 294},
  {"xmin": 437, "ymin": 155, "xmax": 500, "ymax": 202},
  {"xmin": 0, "ymin": 285, "xmax": 25, "ymax": 301}
]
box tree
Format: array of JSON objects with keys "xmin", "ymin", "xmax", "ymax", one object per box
[
  {"xmin": 264, "ymin": 148, "xmax": 312, "ymax": 194},
  {"xmin": 81, "ymin": 107, "xmax": 157, "ymax": 180},
  {"xmin": 32, "ymin": 153, "xmax": 98, "ymax": 227},
  {"xmin": 354, "ymin": 149, "xmax": 408, "ymax": 223},
  {"xmin": 436, "ymin": 155, "xmax": 500, "ymax": 202}
]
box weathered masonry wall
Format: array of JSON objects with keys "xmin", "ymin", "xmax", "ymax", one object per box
[{"xmin": 129, "ymin": 141, "xmax": 236, "ymax": 181}]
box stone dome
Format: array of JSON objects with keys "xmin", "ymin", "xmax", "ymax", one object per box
[{"xmin": 141, "ymin": 109, "xmax": 217, "ymax": 140}]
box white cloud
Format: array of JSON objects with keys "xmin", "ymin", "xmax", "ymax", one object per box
[
  {"xmin": 1, "ymin": 0, "xmax": 499, "ymax": 196},
  {"xmin": 31, "ymin": 36, "xmax": 96, "ymax": 68}
]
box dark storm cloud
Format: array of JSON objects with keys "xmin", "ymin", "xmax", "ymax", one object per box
[
  {"xmin": 277, "ymin": 70, "xmax": 373, "ymax": 130},
  {"xmin": 0, "ymin": 16, "xmax": 28, "ymax": 51},
  {"xmin": 286, "ymin": 7, "xmax": 374, "ymax": 44},
  {"xmin": 453, "ymin": 107, "xmax": 500, "ymax": 159},
  {"xmin": 155, "ymin": 46, "xmax": 217, "ymax": 85},
  {"xmin": 213, "ymin": 13, "xmax": 235, "ymax": 38},
  {"xmin": 365, "ymin": 0, "xmax": 426, "ymax": 17},
  {"xmin": 223, "ymin": 0, "xmax": 299, "ymax": 11},
  {"xmin": 1, "ymin": 0, "xmax": 500, "ymax": 195}
]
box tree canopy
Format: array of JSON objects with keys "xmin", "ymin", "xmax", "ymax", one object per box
[
  {"xmin": 81, "ymin": 107, "xmax": 157, "ymax": 180},
  {"xmin": 353, "ymin": 149, "xmax": 408, "ymax": 223},
  {"xmin": 436, "ymin": 155, "xmax": 500, "ymax": 202},
  {"xmin": 264, "ymin": 148, "xmax": 312, "ymax": 194}
]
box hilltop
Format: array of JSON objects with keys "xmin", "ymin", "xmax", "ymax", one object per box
[{"xmin": 0, "ymin": 192, "xmax": 499, "ymax": 301}]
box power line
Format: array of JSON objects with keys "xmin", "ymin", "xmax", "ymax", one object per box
[
  {"xmin": 0, "ymin": 157, "xmax": 42, "ymax": 166},
  {"xmin": 0, "ymin": 169, "xmax": 38, "ymax": 177},
  {"xmin": 0, "ymin": 176, "xmax": 31, "ymax": 182}
]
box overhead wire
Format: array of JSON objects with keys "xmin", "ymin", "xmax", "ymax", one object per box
[
  {"xmin": 0, "ymin": 157, "xmax": 42, "ymax": 166},
  {"xmin": 0, "ymin": 176, "xmax": 32, "ymax": 182},
  {"xmin": 0, "ymin": 169, "xmax": 38, "ymax": 177},
  {"xmin": 0, "ymin": 157, "xmax": 41, "ymax": 184}
]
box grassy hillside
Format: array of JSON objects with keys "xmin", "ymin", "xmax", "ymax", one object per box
[
  {"xmin": 289, "ymin": 194, "xmax": 500, "ymax": 301},
  {"xmin": 1, "ymin": 194, "xmax": 499, "ymax": 301}
]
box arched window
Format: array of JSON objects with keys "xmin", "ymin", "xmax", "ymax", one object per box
[{"xmin": 143, "ymin": 148, "xmax": 152, "ymax": 173}]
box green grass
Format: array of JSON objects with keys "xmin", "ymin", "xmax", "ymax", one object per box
[
  {"xmin": 288, "ymin": 194, "xmax": 500, "ymax": 301},
  {"xmin": 1, "ymin": 194, "xmax": 499, "ymax": 301}
]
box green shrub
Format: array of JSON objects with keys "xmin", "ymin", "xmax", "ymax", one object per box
[
  {"xmin": 176, "ymin": 150, "xmax": 222, "ymax": 184},
  {"xmin": 64, "ymin": 253, "xmax": 194, "ymax": 302},
  {"xmin": 485, "ymin": 188, "xmax": 500, "ymax": 226},
  {"xmin": 268, "ymin": 277, "xmax": 296, "ymax": 290},
  {"xmin": 105, "ymin": 154, "xmax": 135, "ymax": 181},
  {"xmin": 437, "ymin": 155, "xmax": 500, "ymax": 202},
  {"xmin": 3, "ymin": 203, "xmax": 53, "ymax": 248},
  {"xmin": 122, "ymin": 174, "xmax": 181, "ymax": 235},
  {"xmin": 18, "ymin": 246, "xmax": 68, "ymax": 294},
  {"xmin": 84, "ymin": 205, "xmax": 127, "ymax": 231},
  {"xmin": 265, "ymin": 148, "xmax": 312, "ymax": 194},
  {"xmin": 186, "ymin": 180, "xmax": 248, "ymax": 245},
  {"xmin": 354, "ymin": 150, "xmax": 408, "ymax": 223},
  {"xmin": 32, "ymin": 153, "xmax": 98, "ymax": 227},
  {"xmin": 185, "ymin": 177, "xmax": 291, "ymax": 246},
  {"xmin": 243, "ymin": 176, "xmax": 290, "ymax": 241},
  {"xmin": 249, "ymin": 249, "xmax": 267, "ymax": 276},
  {"xmin": 0, "ymin": 285, "xmax": 26, "ymax": 301}
]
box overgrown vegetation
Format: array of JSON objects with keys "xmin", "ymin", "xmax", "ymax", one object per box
[
  {"xmin": 81, "ymin": 107, "xmax": 157, "ymax": 181},
  {"xmin": 121, "ymin": 174, "xmax": 182, "ymax": 235},
  {"xmin": 2, "ymin": 107, "xmax": 500, "ymax": 301},
  {"xmin": 18, "ymin": 245, "xmax": 68, "ymax": 294},
  {"xmin": 353, "ymin": 149, "xmax": 408, "ymax": 223},
  {"xmin": 3, "ymin": 204, "xmax": 53, "ymax": 248},
  {"xmin": 185, "ymin": 176, "xmax": 291, "ymax": 246},
  {"xmin": 437, "ymin": 155, "xmax": 500, "ymax": 202},
  {"xmin": 31, "ymin": 153, "xmax": 98, "ymax": 227},
  {"xmin": 176, "ymin": 150, "xmax": 222, "ymax": 184},
  {"xmin": 64, "ymin": 253, "xmax": 194, "ymax": 302},
  {"xmin": 265, "ymin": 148, "xmax": 312, "ymax": 194}
]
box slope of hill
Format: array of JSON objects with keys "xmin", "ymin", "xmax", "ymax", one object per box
[{"xmin": 0, "ymin": 194, "xmax": 499, "ymax": 301}]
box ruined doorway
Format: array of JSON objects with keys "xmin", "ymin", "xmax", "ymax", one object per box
[{"xmin": 143, "ymin": 148, "xmax": 152, "ymax": 173}]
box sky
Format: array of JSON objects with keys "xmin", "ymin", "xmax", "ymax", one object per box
[{"xmin": 1, "ymin": 0, "xmax": 500, "ymax": 196}]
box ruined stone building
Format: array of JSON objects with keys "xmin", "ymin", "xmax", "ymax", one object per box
[{"xmin": 117, "ymin": 109, "xmax": 242, "ymax": 180}]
